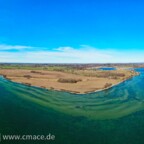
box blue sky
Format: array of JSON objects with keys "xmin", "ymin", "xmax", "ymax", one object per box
[{"xmin": 0, "ymin": 0, "xmax": 144, "ymax": 63}]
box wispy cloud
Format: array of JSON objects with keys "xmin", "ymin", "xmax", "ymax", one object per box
[
  {"xmin": 0, "ymin": 44, "xmax": 144, "ymax": 63},
  {"xmin": 0, "ymin": 44, "xmax": 34, "ymax": 50},
  {"xmin": 24, "ymin": 45, "xmax": 113, "ymax": 63}
]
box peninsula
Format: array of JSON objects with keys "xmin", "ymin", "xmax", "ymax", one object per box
[{"xmin": 0, "ymin": 64, "xmax": 139, "ymax": 94}]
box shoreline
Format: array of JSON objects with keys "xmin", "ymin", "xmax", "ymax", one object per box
[{"xmin": 0, "ymin": 71, "xmax": 139, "ymax": 95}]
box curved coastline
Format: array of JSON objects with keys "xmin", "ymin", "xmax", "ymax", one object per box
[
  {"xmin": 0, "ymin": 68, "xmax": 143, "ymax": 120},
  {"xmin": 1, "ymin": 68, "xmax": 144, "ymax": 144},
  {"xmin": 0, "ymin": 71, "xmax": 140, "ymax": 95}
]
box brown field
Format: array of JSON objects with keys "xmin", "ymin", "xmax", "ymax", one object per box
[{"xmin": 0, "ymin": 69, "xmax": 139, "ymax": 94}]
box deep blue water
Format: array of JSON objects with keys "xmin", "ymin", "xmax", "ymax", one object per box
[{"xmin": 0, "ymin": 68, "xmax": 144, "ymax": 144}]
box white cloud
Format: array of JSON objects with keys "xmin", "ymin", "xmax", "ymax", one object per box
[
  {"xmin": 55, "ymin": 46, "xmax": 74, "ymax": 52},
  {"xmin": 0, "ymin": 44, "xmax": 34, "ymax": 50},
  {"xmin": 23, "ymin": 45, "xmax": 113, "ymax": 63},
  {"xmin": 0, "ymin": 45, "xmax": 144, "ymax": 63}
]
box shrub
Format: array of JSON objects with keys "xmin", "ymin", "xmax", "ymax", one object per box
[
  {"xmin": 23, "ymin": 83, "xmax": 31, "ymax": 86},
  {"xmin": 58, "ymin": 78, "xmax": 82, "ymax": 83},
  {"xmin": 30, "ymin": 71, "xmax": 41, "ymax": 74},
  {"xmin": 104, "ymin": 83, "xmax": 112, "ymax": 88},
  {"xmin": 24, "ymin": 75, "xmax": 32, "ymax": 79}
]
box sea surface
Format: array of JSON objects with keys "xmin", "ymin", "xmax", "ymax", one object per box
[{"xmin": 0, "ymin": 68, "xmax": 144, "ymax": 144}]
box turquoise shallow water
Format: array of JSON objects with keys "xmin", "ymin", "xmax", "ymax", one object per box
[{"xmin": 0, "ymin": 68, "xmax": 144, "ymax": 144}]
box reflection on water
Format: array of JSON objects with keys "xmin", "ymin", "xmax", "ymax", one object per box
[{"xmin": 0, "ymin": 68, "xmax": 144, "ymax": 144}]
